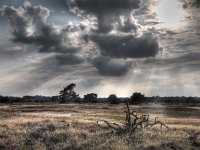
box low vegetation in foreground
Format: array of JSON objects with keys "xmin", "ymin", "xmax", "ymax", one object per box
[{"xmin": 0, "ymin": 103, "xmax": 200, "ymax": 150}]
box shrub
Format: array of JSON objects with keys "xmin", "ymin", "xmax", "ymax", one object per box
[
  {"xmin": 108, "ymin": 94, "xmax": 119, "ymax": 104},
  {"xmin": 130, "ymin": 92, "xmax": 145, "ymax": 104},
  {"xmin": 84, "ymin": 93, "xmax": 98, "ymax": 103}
]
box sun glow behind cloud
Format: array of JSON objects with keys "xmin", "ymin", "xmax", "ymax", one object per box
[{"xmin": 154, "ymin": 0, "xmax": 184, "ymax": 28}]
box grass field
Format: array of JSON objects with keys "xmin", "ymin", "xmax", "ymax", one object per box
[{"xmin": 0, "ymin": 103, "xmax": 200, "ymax": 150}]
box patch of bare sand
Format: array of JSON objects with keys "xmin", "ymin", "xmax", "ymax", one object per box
[{"xmin": 21, "ymin": 111, "xmax": 77, "ymax": 117}]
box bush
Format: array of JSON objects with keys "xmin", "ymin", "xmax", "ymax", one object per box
[
  {"xmin": 84, "ymin": 93, "xmax": 98, "ymax": 103},
  {"xmin": 130, "ymin": 92, "xmax": 145, "ymax": 104},
  {"xmin": 0, "ymin": 95, "xmax": 9, "ymax": 103},
  {"xmin": 108, "ymin": 94, "xmax": 119, "ymax": 104}
]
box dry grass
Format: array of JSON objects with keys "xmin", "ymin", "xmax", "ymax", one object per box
[{"xmin": 0, "ymin": 103, "xmax": 200, "ymax": 150}]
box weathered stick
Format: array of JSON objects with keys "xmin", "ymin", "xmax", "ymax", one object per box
[{"xmin": 97, "ymin": 103, "xmax": 169, "ymax": 134}]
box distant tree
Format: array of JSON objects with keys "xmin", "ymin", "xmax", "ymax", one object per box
[
  {"xmin": 84, "ymin": 93, "xmax": 98, "ymax": 103},
  {"xmin": 0, "ymin": 95, "xmax": 9, "ymax": 103},
  {"xmin": 108, "ymin": 94, "xmax": 119, "ymax": 104},
  {"xmin": 51, "ymin": 96, "xmax": 60, "ymax": 103},
  {"xmin": 130, "ymin": 92, "xmax": 145, "ymax": 104},
  {"xmin": 59, "ymin": 83, "xmax": 80, "ymax": 103}
]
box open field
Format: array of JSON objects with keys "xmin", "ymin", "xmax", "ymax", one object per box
[{"xmin": 0, "ymin": 103, "xmax": 200, "ymax": 150}]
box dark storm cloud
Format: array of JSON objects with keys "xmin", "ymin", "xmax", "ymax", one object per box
[
  {"xmin": 68, "ymin": 0, "xmax": 141, "ymax": 11},
  {"xmin": 67, "ymin": 0, "xmax": 161, "ymax": 76},
  {"xmin": 0, "ymin": 2, "xmax": 49, "ymax": 42},
  {"xmin": 31, "ymin": 24, "xmax": 82, "ymax": 53},
  {"xmin": 0, "ymin": 2, "xmax": 83, "ymax": 53},
  {"xmin": 55, "ymin": 54, "xmax": 84, "ymax": 65},
  {"xmin": 182, "ymin": 0, "xmax": 200, "ymax": 8},
  {"xmin": 92, "ymin": 56, "xmax": 131, "ymax": 76},
  {"xmin": 0, "ymin": 0, "xmax": 160, "ymax": 78},
  {"xmin": 91, "ymin": 32, "xmax": 159, "ymax": 58},
  {"xmin": 68, "ymin": 0, "xmax": 160, "ymax": 59},
  {"xmin": 68, "ymin": 0, "xmax": 141, "ymax": 33}
]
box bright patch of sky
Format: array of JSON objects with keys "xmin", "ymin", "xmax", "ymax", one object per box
[{"xmin": 154, "ymin": 0, "xmax": 184, "ymax": 28}]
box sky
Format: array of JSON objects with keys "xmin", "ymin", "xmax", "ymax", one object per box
[{"xmin": 0, "ymin": 0, "xmax": 200, "ymax": 97}]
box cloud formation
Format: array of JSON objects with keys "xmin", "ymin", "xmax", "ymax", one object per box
[
  {"xmin": 91, "ymin": 32, "xmax": 159, "ymax": 58},
  {"xmin": 0, "ymin": 0, "xmax": 200, "ymax": 96},
  {"xmin": 68, "ymin": 0, "xmax": 141, "ymax": 33},
  {"xmin": 56, "ymin": 54, "xmax": 84, "ymax": 65},
  {"xmin": 182, "ymin": 0, "xmax": 200, "ymax": 8},
  {"xmin": 68, "ymin": 0, "xmax": 160, "ymax": 75},
  {"xmin": 1, "ymin": 0, "xmax": 160, "ymax": 77},
  {"xmin": 0, "ymin": 2, "xmax": 49, "ymax": 43},
  {"xmin": 0, "ymin": 2, "xmax": 83, "ymax": 54},
  {"xmin": 92, "ymin": 56, "xmax": 131, "ymax": 76}
]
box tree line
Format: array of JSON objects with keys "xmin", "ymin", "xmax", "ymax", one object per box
[
  {"xmin": 0, "ymin": 83, "xmax": 200, "ymax": 104},
  {"xmin": 59, "ymin": 83, "xmax": 145, "ymax": 104}
]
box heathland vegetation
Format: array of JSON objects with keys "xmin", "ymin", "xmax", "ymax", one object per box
[{"xmin": 0, "ymin": 83, "xmax": 200, "ymax": 150}]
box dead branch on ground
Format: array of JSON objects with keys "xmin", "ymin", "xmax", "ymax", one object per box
[
  {"xmin": 189, "ymin": 132, "xmax": 200, "ymax": 147},
  {"xmin": 97, "ymin": 103, "xmax": 169, "ymax": 134}
]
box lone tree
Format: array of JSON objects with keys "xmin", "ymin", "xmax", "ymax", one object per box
[
  {"xmin": 108, "ymin": 94, "xmax": 119, "ymax": 104},
  {"xmin": 84, "ymin": 93, "xmax": 98, "ymax": 103},
  {"xmin": 59, "ymin": 83, "xmax": 80, "ymax": 103},
  {"xmin": 130, "ymin": 92, "xmax": 145, "ymax": 104}
]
